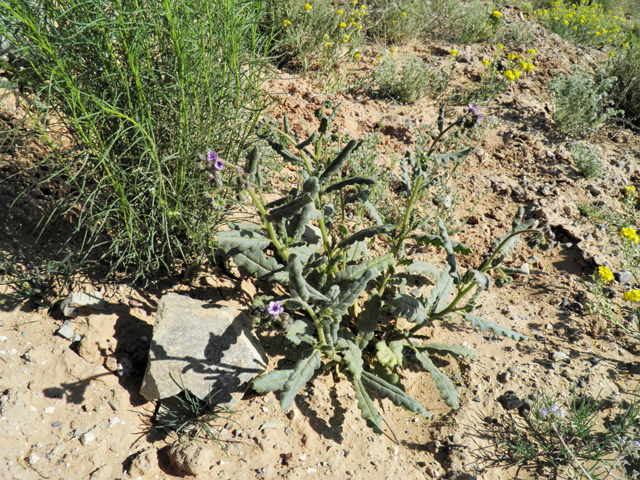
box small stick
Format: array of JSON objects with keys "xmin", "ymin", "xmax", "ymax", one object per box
[{"xmin": 552, "ymin": 423, "xmax": 593, "ymax": 480}]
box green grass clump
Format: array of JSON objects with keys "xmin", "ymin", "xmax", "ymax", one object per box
[
  {"xmin": 0, "ymin": 0, "xmax": 269, "ymax": 282},
  {"xmin": 569, "ymin": 141, "xmax": 603, "ymax": 178}
]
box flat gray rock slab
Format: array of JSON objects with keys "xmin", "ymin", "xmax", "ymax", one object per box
[
  {"xmin": 140, "ymin": 293, "xmax": 267, "ymax": 408},
  {"xmin": 60, "ymin": 291, "xmax": 106, "ymax": 317}
]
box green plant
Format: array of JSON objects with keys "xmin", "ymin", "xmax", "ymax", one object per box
[
  {"xmin": 533, "ymin": 0, "xmax": 628, "ymax": 48},
  {"xmin": 367, "ymin": 53, "xmax": 450, "ymax": 104},
  {"xmin": 368, "ymin": 0, "xmax": 436, "ymax": 44},
  {"xmin": 155, "ymin": 385, "xmax": 237, "ymax": 449},
  {"xmin": 496, "ymin": 390, "xmax": 640, "ymax": 479},
  {"xmin": 548, "ymin": 66, "xmax": 621, "ymax": 137},
  {"xmin": 608, "ymin": 42, "xmax": 640, "ymax": 125},
  {"xmin": 0, "ymin": 0, "xmax": 269, "ymax": 282},
  {"xmin": 449, "ymin": 1, "xmax": 502, "ymax": 44},
  {"xmin": 450, "ymin": 45, "xmax": 535, "ymax": 105},
  {"xmin": 215, "ymin": 104, "xmax": 539, "ymax": 434},
  {"xmin": 569, "ymin": 141, "xmax": 604, "ymax": 178}
]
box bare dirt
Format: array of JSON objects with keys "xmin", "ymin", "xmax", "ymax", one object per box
[{"xmin": 2, "ymin": 17, "xmax": 640, "ymax": 480}]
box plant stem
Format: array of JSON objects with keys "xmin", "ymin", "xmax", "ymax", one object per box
[
  {"xmin": 246, "ymin": 187, "xmax": 288, "ymax": 261},
  {"xmin": 552, "ymin": 424, "xmax": 594, "ymax": 480}
]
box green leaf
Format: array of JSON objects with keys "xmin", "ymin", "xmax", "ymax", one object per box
[
  {"xmin": 228, "ymin": 249, "xmax": 285, "ymax": 280},
  {"xmin": 438, "ymin": 219, "xmax": 459, "ymax": 282},
  {"xmin": 281, "ymin": 349, "xmax": 322, "ymax": 410},
  {"xmin": 427, "ymin": 268, "xmax": 454, "ymax": 313},
  {"xmin": 332, "ymin": 253, "xmax": 393, "ymax": 285},
  {"xmin": 353, "ymin": 377, "xmax": 383, "ymax": 434},
  {"xmin": 288, "ymin": 203, "xmax": 316, "ymax": 243},
  {"xmin": 269, "ymin": 193, "xmax": 313, "ymax": 221},
  {"xmin": 303, "ymin": 253, "xmax": 328, "ymax": 275},
  {"xmin": 319, "ymin": 140, "xmax": 361, "ymax": 183},
  {"xmin": 375, "ymin": 341, "xmax": 403, "ymax": 369},
  {"xmin": 393, "ymin": 294, "xmax": 429, "ymax": 326},
  {"xmin": 244, "ymin": 146, "xmax": 260, "ymax": 183},
  {"xmin": 333, "ymin": 269, "xmax": 375, "ymax": 316},
  {"xmin": 411, "ymin": 347, "xmax": 459, "ymax": 409},
  {"xmin": 324, "ymin": 177, "xmax": 375, "ymax": 194},
  {"xmin": 490, "ymin": 207, "xmax": 537, "ymax": 261},
  {"xmin": 288, "ymin": 253, "xmax": 309, "ymax": 302},
  {"xmin": 252, "ymin": 369, "xmax": 293, "ymax": 393},
  {"xmin": 265, "ymin": 188, "xmax": 298, "ymax": 209},
  {"xmin": 217, "ymin": 230, "xmax": 270, "ymax": 253},
  {"xmin": 361, "ymin": 371, "xmax": 430, "ymax": 419},
  {"xmin": 464, "ymin": 313, "xmax": 529, "ymax": 341},
  {"xmin": 415, "ymin": 342, "xmax": 477, "ymax": 359},
  {"xmin": 227, "ymin": 222, "xmax": 263, "ymax": 232},
  {"xmin": 470, "ymin": 269, "xmax": 489, "ymax": 290},
  {"xmin": 364, "ymin": 200, "xmax": 384, "ymax": 226},
  {"xmin": 405, "ymin": 261, "xmax": 441, "ymax": 279},
  {"xmin": 286, "ymin": 319, "xmax": 317, "ymax": 346},
  {"xmin": 412, "ymin": 235, "xmax": 472, "ymax": 255},
  {"xmin": 337, "ymin": 339, "xmax": 364, "ymax": 380},
  {"xmin": 295, "ymin": 132, "xmax": 316, "ymax": 150},
  {"xmin": 336, "ymin": 224, "xmax": 394, "ymax": 250},
  {"xmin": 345, "ymin": 240, "xmax": 368, "ymax": 263},
  {"xmin": 430, "ymin": 147, "xmax": 475, "ymax": 166},
  {"xmin": 356, "ymin": 293, "xmax": 381, "ymax": 349}
]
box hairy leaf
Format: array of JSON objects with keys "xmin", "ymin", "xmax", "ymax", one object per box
[
  {"xmin": 332, "ymin": 253, "xmax": 393, "ymax": 285},
  {"xmin": 412, "ymin": 347, "xmax": 459, "ymax": 409},
  {"xmin": 405, "ymin": 261, "xmax": 441, "ymax": 279},
  {"xmin": 431, "ymin": 147, "xmax": 475, "ymax": 166},
  {"xmin": 490, "ymin": 207, "xmax": 537, "ymax": 261},
  {"xmin": 364, "ymin": 200, "xmax": 384, "ymax": 226},
  {"xmin": 281, "ymin": 349, "xmax": 322, "ymax": 410},
  {"xmin": 303, "ymin": 253, "xmax": 328, "ymax": 274},
  {"xmin": 361, "ymin": 371, "xmax": 430, "ymax": 419},
  {"xmin": 319, "ymin": 140, "xmax": 361, "ymax": 183},
  {"xmin": 375, "ymin": 341, "xmax": 403, "ymax": 369},
  {"xmin": 244, "ymin": 146, "xmax": 260, "ymax": 183},
  {"xmin": 324, "ymin": 177, "xmax": 375, "ymax": 194},
  {"xmin": 356, "ymin": 293, "xmax": 381, "ymax": 349},
  {"xmin": 337, "ymin": 338, "xmax": 364, "ymax": 380},
  {"xmin": 334, "ymin": 269, "xmax": 375, "ymax": 316},
  {"xmin": 438, "ymin": 219, "xmax": 460, "ymax": 282},
  {"xmin": 412, "ymin": 234, "xmax": 472, "ymax": 255},
  {"xmin": 345, "ymin": 240, "xmax": 368, "ymax": 263},
  {"xmin": 217, "ymin": 230, "xmax": 270, "ymax": 253},
  {"xmin": 265, "ymin": 188, "xmax": 298, "ymax": 209},
  {"xmin": 464, "ymin": 313, "xmax": 529, "ymax": 341},
  {"xmin": 227, "ymin": 222, "xmax": 263, "ymax": 232},
  {"xmin": 393, "ymin": 294, "xmax": 429, "ymax": 326},
  {"xmin": 337, "ymin": 224, "xmax": 394, "ymax": 250},
  {"xmin": 269, "ymin": 193, "xmax": 313, "ymax": 221},
  {"xmin": 428, "ymin": 268, "xmax": 454, "ymax": 313},
  {"xmin": 415, "ymin": 342, "xmax": 477, "ymax": 359},
  {"xmin": 295, "ymin": 132, "xmax": 316, "ymax": 150},
  {"xmin": 286, "ymin": 319, "xmax": 316, "ymax": 346},
  {"xmin": 289, "ymin": 245, "xmax": 316, "ymax": 264},
  {"xmin": 227, "ymin": 248, "xmax": 285, "ymax": 280},
  {"xmin": 288, "ymin": 254, "xmax": 309, "ymax": 302},
  {"xmin": 252, "ymin": 369, "xmax": 293, "ymax": 393},
  {"xmin": 353, "ymin": 377, "xmax": 383, "ymax": 434},
  {"xmin": 288, "ymin": 203, "xmax": 316, "ymax": 243}
]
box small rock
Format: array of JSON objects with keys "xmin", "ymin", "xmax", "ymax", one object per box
[
  {"xmin": 546, "ymin": 150, "xmax": 556, "ymax": 159},
  {"xmin": 426, "ymin": 441, "xmax": 440, "ymax": 453},
  {"xmin": 28, "ymin": 453, "xmax": 39, "ymax": 465},
  {"xmin": 615, "ymin": 271, "xmax": 633, "ymax": 284},
  {"xmin": 108, "ymin": 401, "xmax": 119, "ymax": 411},
  {"xmin": 72, "ymin": 334, "xmax": 82, "ymax": 343},
  {"xmin": 586, "ymin": 184, "xmax": 602, "ymax": 196},
  {"xmin": 473, "ymin": 397, "xmax": 482, "ymax": 402},
  {"xmin": 128, "ymin": 447, "xmax": 160, "ymax": 478},
  {"xmin": 498, "ymin": 391, "xmax": 522, "ymax": 410},
  {"xmin": 498, "ymin": 372, "xmax": 511, "ymax": 383},
  {"xmin": 56, "ymin": 320, "xmax": 75, "ymax": 340},
  {"xmin": 60, "ymin": 291, "xmax": 106, "ymax": 318},
  {"xmin": 44, "ymin": 406, "xmax": 55, "ymax": 414},
  {"xmin": 73, "ymin": 428, "xmax": 86, "ymax": 438},
  {"xmin": 550, "ymin": 362, "xmax": 560, "ymax": 370},
  {"xmin": 411, "ymin": 288, "xmax": 421, "ymax": 298},
  {"xmin": 449, "ymin": 434, "xmax": 461, "ymax": 443},
  {"xmin": 167, "ymin": 442, "xmax": 215, "ymax": 476},
  {"xmin": 519, "ymin": 263, "xmax": 530, "ymax": 274},
  {"xmin": 552, "ymin": 351, "xmax": 569, "ymax": 362},
  {"xmin": 51, "ymin": 421, "xmax": 62, "ymax": 428},
  {"xmin": 80, "ymin": 432, "xmax": 95, "ymax": 445}
]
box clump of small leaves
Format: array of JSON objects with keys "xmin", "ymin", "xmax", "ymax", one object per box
[
  {"xmin": 497, "ymin": 391, "xmax": 640, "ymax": 479},
  {"xmin": 548, "ymin": 66, "xmax": 622, "ymax": 137},
  {"xmin": 367, "ymin": 53, "xmax": 450, "ymax": 104},
  {"xmin": 213, "ymin": 104, "xmax": 539, "ymax": 434},
  {"xmin": 155, "ymin": 387, "xmax": 236, "ymax": 450},
  {"xmin": 569, "ymin": 141, "xmax": 604, "ymax": 178}
]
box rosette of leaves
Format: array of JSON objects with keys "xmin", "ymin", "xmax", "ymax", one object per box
[{"xmin": 217, "ymin": 105, "xmax": 538, "ymax": 434}]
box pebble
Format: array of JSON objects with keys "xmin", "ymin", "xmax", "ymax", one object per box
[
  {"xmin": 51, "ymin": 421, "xmax": 62, "ymax": 428},
  {"xmin": 0, "ymin": 336, "xmax": 6, "ymax": 342},
  {"xmin": 586, "ymin": 184, "xmax": 602, "ymax": 196},
  {"xmin": 546, "ymin": 150, "xmax": 556, "ymax": 159},
  {"xmin": 519, "ymin": 263, "xmax": 530, "ymax": 274},
  {"xmin": 427, "ymin": 441, "xmax": 440, "ymax": 453},
  {"xmin": 449, "ymin": 434, "xmax": 461, "ymax": 443},
  {"xmin": 56, "ymin": 320, "xmax": 75, "ymax": 340},
  {"xmin": 80, "ymin": 432, "xmax": 94, "ymax": 446},
  {"xmin": 28, "ymin": 453, "xmax": 39, "ymax": 465},
  {"xmin": 109, "ymin": 417, "xmax": 120, "ymax": 427},
  {"xmin": 473, "ymin": 397, "xmax": 482, "ymax": 403},
  {"xmin": 550, "ymin": 362, "xmax": 560, "ymax": 370},
  {"xmin": 73, "ymin": 428, "xmax": 86, "ymax": 438},
  {"xmin": 552, "ymin": 351, "xmax": 569, "ymax": 362},
  {"xmin": 44, "ymin": 406, "xmax": 55, "ymax": 414},
  {"xmin": 108, "ymin": 401, "xmax": 119, "ymax": 411},
  {"xmin": 72, "ymin": 334, "xmax": 82, "ymax": 343},
  {"xmin": 615, "ymin": 271, "xmax": 633, "ymax": 284}
]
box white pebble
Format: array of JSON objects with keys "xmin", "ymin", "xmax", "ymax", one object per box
[
  {"xmin": 109, "ymin": 417, "xmax": 120, "ymax": 427},
  {"xmin": 28, "ymin": 453, "xmax": 39, "ymax": 465},
  {"xmin": 80, "ymin": 432, "xmax": 95, "ymax": 446},
  {"xmin": 44, "ymin": 407, "xmax": 55, "ymax": 414}
]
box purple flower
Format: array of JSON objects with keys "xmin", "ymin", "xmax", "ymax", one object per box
[
  {"xmin": 208, "ymin": 173, "xmax": 214, "ymax": 180},
  {"xmin": 633, "ymin": 441, "xmax": 640, "ymax": 448},
  {"xmin": 267, "ymin": 301, "xmax": 284, "ymax": 319},
  {"xmin": 468, "ymin": 103, "xmax": 480, "ymax": 115},
  {"xmin": 214, "ymin": 159, "xmax": 224, "ymax": 171},
  {"xmin": 540, "ymin": 408, "xmax": 549, "ymax": 419},
  {"xmin": 207, "ymin": 150, "xmax": 219, "ymax": 163},
  {"xmin": 550, "ymin": 404, "xmax": 565, "ymax": 418}
]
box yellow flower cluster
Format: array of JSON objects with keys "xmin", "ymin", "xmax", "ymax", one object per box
[
  {"xmin": 598, "ymin": 266, "xmax": 614, "ymax": 283},
  {"xmin": 304, "ymin": 3, "xmax": 312, "ymax": 12},
  {"xmin": 624, "ymin": 290, "xmax": 640, "ymax": 302},
  {"xmin": 450, "ymin": 49, "xmax": 457, "ymax": 57},
  {"xmin": 624, "ymin": 185, "xmax": 636, "ymax": 195},
  {"xmin": 622, "ymin": 227, "xmax": 640, "ymax": 243},
  {"xmin": 284, "ymin": 19, "xmax": 291, "ymax": 26},
  {"xmin": 492, "ymin": 10, "xmax": 503, "ymax": 19},
  {"xmin": 533, "ymin": 0, "xmax": 627, "ymax": 48}
]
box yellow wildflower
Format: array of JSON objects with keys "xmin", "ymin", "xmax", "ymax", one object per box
[
  {"xmin": 492, "ymin": 10, "xmax": 503, "ymax": 18},
  {"xmin": 402, "ymin": 12, "xmax": 406, "ymax": 16},
  {"xmin": 624, "ymin": 186, "xmax": 636, "ymax": 194},
  {"xmin": 503, "ymin": 70, "xmax": 516, "ymax": 81},
  {"xmin": 528, "ymin": 48, "xmax": 536, "ymax": 55},
  {"xmin": 623, "ymin": 290, "xmax": 640, "ymax": 302},
  {"xmin": 450, "ymin": 49, "xmax": 457, "ymax": 56},
  {"xmin": 283, "ymin": 19, "xmax": 291, "ymax": 26},
  {"xmin": 339, "ymin": 22, "xmax": 347, "ymax": 27},
  {"xmin": 482, "ymin": 59, "xmax": 491, "ymax": 66},
  {"xmin": 304, "ymin": 3, "xmax": 312, "ymax": 12},
  {"xmin": 496, "ymin": 44, "xmax": 505, "ymax": 50},
  {"xmin": 622, "ymin": 227, "xmax": 639, "ymax": 243},
  {"xmin": 354, "ymin": 52, "xmax": 361, "ymax": 61},
  {"xmin": 390, "ymin": 45, "xmax": 396, "ymax": 52},
  {"xmin": 337, "ymin": 9, "xmax": 343, "ymax": 14},
  {"xmin": 513, "ymin": 69, "xmax": 521, "ymax": 79},
  {"xmin": 326, "ymin": 42, "xmax": 332, "ymax": 48},
  {"xmin": 343, "ymin": 34, "xmax": 350, "ymax": 42},
  {"xmin": 597, "ymin": 266, "xmax": 614, "ymax": 283}
]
